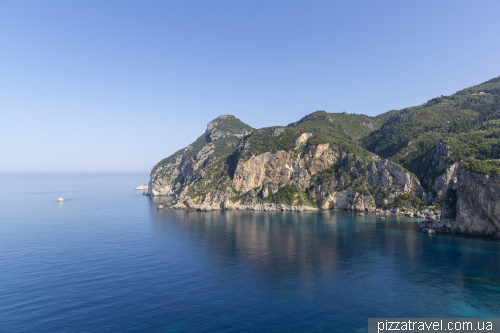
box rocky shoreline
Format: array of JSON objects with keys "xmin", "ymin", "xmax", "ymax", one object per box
[
  {"xmin": 156, "ymin": 198, "xmax": 440, "ymax": 219},
  {"xmin": 418, "ymin": 218, "xmax": 500, "ymax": 240},
  {"xmin": 146, "ymin": 113, "xmax": 500, "ymax": 241},
  {"xmin": 158, "ymin": 199, "xmax": 500, "ymax": 241},
  {"xmin": 165, "ymin": 203, "xmax": 319, "ymax": 212},
  {"xmin": 418, "ymin": 218, "xmax": 454, "ymax": 234}
]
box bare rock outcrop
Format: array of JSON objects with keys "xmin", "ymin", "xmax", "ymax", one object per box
[
  {"xmin": 419, "ymin": 218, "xmax": 453, "ymax": 234},
  {"xmin": 451, "ymin": 170, "xmax": 500, "ymax": 238},
  {"xmin": 232, "ymin": 143, "xmax": 423, "ymax": 212},
  {"xmin": 419, "ymin": 165, "xmax": 500, "ymax": 240},
  {"xmin": 147, "ymin": 115, "xmax": 252, "ymax": 196},
  {"xmin": 147, "ymin": 112, "xmax": 427, "ymax": 215}
]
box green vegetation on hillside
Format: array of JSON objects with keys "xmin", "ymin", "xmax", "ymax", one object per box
[
  {"xmin": 460, "ymin": 159, "xmax": 500, "ymax": 176},
  {"xmin": 211, "ymin": 116, "xmax": 253, "ymax": 135},
  {"xmin": 154, "ymin": 75, "xmax": 500, "ymax": 210},
  {"xmin": 262, "ymin": 185, "xmax": 316, "ymax": 206},
  {"xmin": 187, "ymin": 158, "xmax": 230, "ymax": 198},
  {"xmin": 362, "ymin": 76, "xmax": 500, "ymax": 177},
  {"xmin": 379, "ymin": 193, "xmax": 428, "ymax": 211},
  {"xmin": 228, "ymin": 184, "xmax": 316, "ymax": 207},
  {"xmin": 152, "ymin": 115, "xmax": 253, "ymax": 173},
  {"xmin": 242, "ymin": 111, "xmax": 377, "ymax": 161}
]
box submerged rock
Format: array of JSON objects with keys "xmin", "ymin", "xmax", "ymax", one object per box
[{"xmin": 418, "ymin": 218, "xmax": 452, "ymax": 234}]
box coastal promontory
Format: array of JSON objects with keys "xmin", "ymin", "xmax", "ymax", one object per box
[{"xmin": 148, "ymin": 76, "xmax": 500, "ymax": 239}]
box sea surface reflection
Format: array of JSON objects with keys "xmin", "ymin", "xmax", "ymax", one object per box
[
  {"xmin": 1, "ymin": 174, "xmax": 499, "ymax": 333},
  {"xmin": 150, "ymin": 204, "xmax": 500, "ymax": 323}
]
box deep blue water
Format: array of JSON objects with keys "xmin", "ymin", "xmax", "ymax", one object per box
[{"xmin": 1, "ymin": 174, "xmax": 500, "ymax": 332}]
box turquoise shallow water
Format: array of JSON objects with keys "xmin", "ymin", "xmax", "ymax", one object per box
[{"xmin": 1, "ymin": 173, "xmax": 500, "ymax": 332}]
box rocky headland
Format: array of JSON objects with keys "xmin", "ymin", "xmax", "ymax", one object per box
[{"xmin": 148, "ymin": 76, "xmax": 500, "ymax": 239}]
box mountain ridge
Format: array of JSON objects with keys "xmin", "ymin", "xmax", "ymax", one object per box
[{"xmin": 147, "ymin": 75, "xmax": 500, "ymax": 240}]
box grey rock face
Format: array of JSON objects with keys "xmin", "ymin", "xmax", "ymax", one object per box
[
  {"xmin": 147, "ymin": 116, "xmax": 500, "ymax": 239},
  {"xmin": 148, "ymin": 115, "xmax": 251, "ymax": 196},
  {"xmin": 362, "ymin": 121, "xmax": 376, "ymax": 130},
  {"xmin": 451, "ymin": 170, "xmax": 500, "ymax": 238},
  {"xmin": 418, "ymin": 164, "xmax": 500, "ymax": 239},
  {"xmin": 150, "ymin": 130, "xmax": 426, "ymax": 214},
  {"xmin": 419, "ymin": 218, "xmax": 453, "ymax": 234},
  {"xmin": 271, "ymin": 128, "xmax": 285, "ymax": 137},
  {"xmin": 206, "ymin": 115, "xmax": 251, "ymax": 141}
]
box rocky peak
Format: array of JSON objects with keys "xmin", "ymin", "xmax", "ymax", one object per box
[
  {"xmin": 206, "ymin": 114, "xmax": 240, "ymax": 133},
  {"xmin": 205, "ymin": 114, "xmax": 253, "ymax": 142}
]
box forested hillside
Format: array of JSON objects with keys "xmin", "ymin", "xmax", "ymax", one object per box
[
  {"xmin": 240, "ymin": 111, "xmax": 377, "ymax": 162},
  {"xmin": 363, "ymin": 76, "xmax": 500, "ymax": 177}
]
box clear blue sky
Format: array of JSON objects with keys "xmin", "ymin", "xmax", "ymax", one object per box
[{"xmin": 1, "ymin": 0, "xmax": 499, "ymax": 173}]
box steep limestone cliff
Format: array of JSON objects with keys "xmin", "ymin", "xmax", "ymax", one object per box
[
  {"xmin": 420, "ymin": 166, "xmax": 500, "ymax": 239},
  {"xmin": 148, "ymin": 112, "xmax": 432, "ymax": 217},
  {"xmin": 452, "ymin": 171, "xmax": 500, "ymax": 238},
  {"xmin": 148, "ymin": 74, "xmax": 500, "ymax": 239},
  {"xmin": 147, "ymin": 114, "xmax": 252, "ymax": 196},
  {"xmin": 148, "ymin": 115, "xmax": 498, "ymax": 232},
  {"xmin": 232, "ymin": 139, "xmax": 423, "ymax": 212}
]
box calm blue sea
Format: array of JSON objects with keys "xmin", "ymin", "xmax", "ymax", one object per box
[{"xmin": 1, "ymin": 173, "xmax": 500, "ymax": 333}]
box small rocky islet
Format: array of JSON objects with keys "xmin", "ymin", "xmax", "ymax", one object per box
[{"xmin": 147, "ymin": 76, "xmax": 500, "ymax": 240}]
